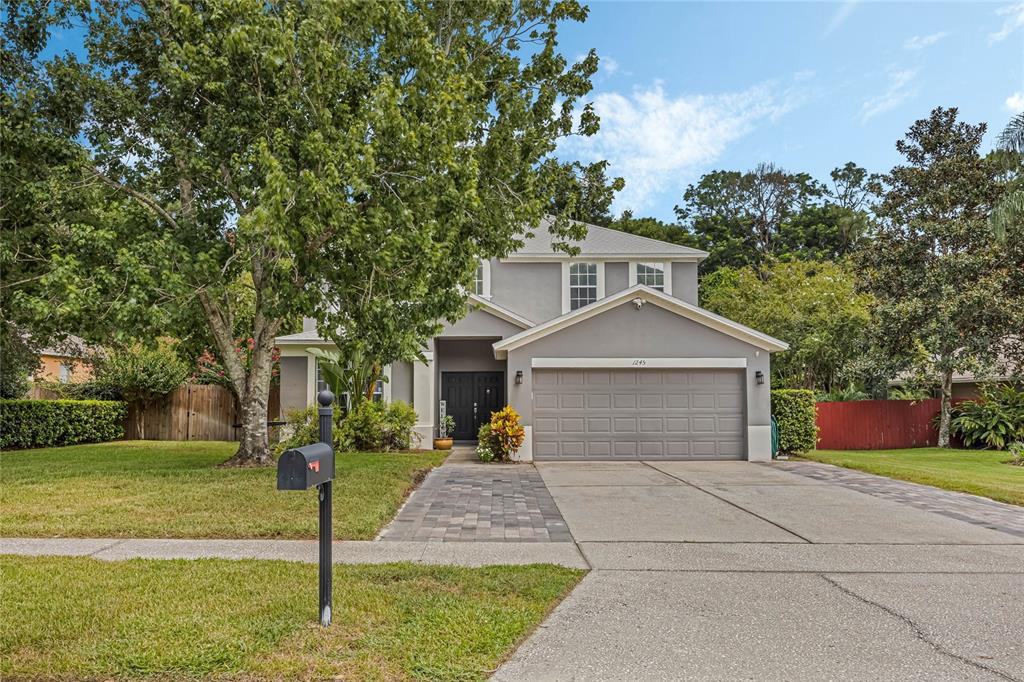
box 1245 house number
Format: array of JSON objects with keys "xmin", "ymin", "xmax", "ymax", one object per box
[{"xmin": 632, "ymin": 359, "xmax": 647, "ymax": 366}]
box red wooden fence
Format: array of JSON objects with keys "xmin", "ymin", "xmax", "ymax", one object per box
[{"xmin": 815, "ymin": 399, "xmax": 943, "ymax": 450}]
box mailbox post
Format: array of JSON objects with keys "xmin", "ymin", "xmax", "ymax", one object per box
[
  {"xmin": 276, "ymin": 389, "xmax": 335, "ymax": 627},
  {"xmin": 316, "ymin": 389, "xmax": 334, "ymax": 627}
]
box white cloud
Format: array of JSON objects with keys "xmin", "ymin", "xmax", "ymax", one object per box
[
  {"xmin": 601, "ymin": 56, "xmax": 620, "ymax": 77},
  {"xmin": 990, "ymin": 2, "xmax": 1024, "ymax": 43},
  {"xmin": 824, "ymin": 0, "xmax": 859, "ymax": 37},
  {"xmin": 560, "ymin": 82, "xmax": 799, "ymax": 212},
  {"xmin": 903, "ymin": 32, "xmax": 948, "ymax": 50},
  {"xmin": 1007, "ymin": 92, "xmax": 1024, "ymax": 113},
  {"xmin": 860, "ymin": 68, "xmax": 918, "ymax": 122}
]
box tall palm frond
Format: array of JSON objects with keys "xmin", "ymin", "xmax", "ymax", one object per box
[
  {"xmin": 990, "ymin": 114, "xmax": 1024, "ymax": 240},
  {"xmin": 997, "ymin": 113, "xmax": 1024, "ymax": 154}
]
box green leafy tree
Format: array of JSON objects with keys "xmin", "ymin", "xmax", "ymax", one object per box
[
  {"xmin": 859, "ymin": 107, "xmax": 1022, "ymax": 447},
  {"xmin": 676, "ymin": 162, "xmax": 875, "ymax": 273},
  {"xmin": 16, "ymin": 0, "xmax": 604, "ymax": 465},
  {"xmin": 700, "ymin": 261, "xmax": 872, "ymax": 392},
  {"xmin": 94, "ymin": 341, "xmax": 190, "ymax": 439},
  {"xmin": 0, "ymin": 321, "xmax": 39, "ymax": 398},
  {"xmin": 549, "ymin": 160, "xmax": 623, "ymax": 226}
]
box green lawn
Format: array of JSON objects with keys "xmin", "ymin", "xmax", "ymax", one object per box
[
  {"xmin": 800, "ymin": 448, "xmax": 1024, "ymax": 506},
  {"xmin": 0, "ymin": 441, "xmax": 446, "ymax": 539},
  {"xmin": 0, "ymin": 555, "xmax": 584, "ymax": 681}
]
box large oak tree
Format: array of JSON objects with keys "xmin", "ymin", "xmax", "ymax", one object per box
[{"xmin": 7, "ymin": 0, "xmax": 606, "ymax": 464}]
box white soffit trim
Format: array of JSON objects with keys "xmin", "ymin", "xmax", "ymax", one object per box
[
  {"xmin": 532, "ymin": 357, "xmax": 747, "ymax": 369},
  {"xmin": 468, "ymin": 294, "xmax": 534, "ymax": 329},
  {"xmin": 492, "ymin": 284, "xmax": 789, "ymax": 358}
]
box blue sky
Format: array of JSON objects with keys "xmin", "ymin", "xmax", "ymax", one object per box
[
  {"xmin": 41, "ymin": 2, "xmax": 1022, "ymax": 222},
  {"xmin": 556, "ymin": 1, "xmax": 1024, "ymax": 220}
]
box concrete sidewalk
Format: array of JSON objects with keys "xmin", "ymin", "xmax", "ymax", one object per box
[{"xmin": 0, "ymin": 537, "xmax": 588, "ymax": 568}]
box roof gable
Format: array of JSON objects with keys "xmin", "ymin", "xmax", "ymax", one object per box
[{"xmin": 492, "ymin": 284, "xmax": 789, "ymax": 357}]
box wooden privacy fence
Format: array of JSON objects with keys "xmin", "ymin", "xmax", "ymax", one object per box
[
  {"xmin": 124, "ymin": 384, "xmax": 280, "ymax": 442},
  {"xmin": 815, "ymin": 399, "xmax": 943, "ymax": 450}
]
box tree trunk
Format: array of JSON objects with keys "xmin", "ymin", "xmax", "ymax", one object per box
[
  {"xmin": 198, "ymin": 290, "xmax": 281, "ymax": 467},
  {"xmin": 937, "ymin": 367, "xmax": 953, "ymax": 448}
]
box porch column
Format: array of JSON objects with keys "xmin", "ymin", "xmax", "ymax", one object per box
[{"xmin": 412, "ymin": 350, "xmax": 435, "ymax": 447}]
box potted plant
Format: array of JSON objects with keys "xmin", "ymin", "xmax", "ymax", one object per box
[{"xmin": 433, "ymin": 415, "xmax": 455, "ymax": 450}]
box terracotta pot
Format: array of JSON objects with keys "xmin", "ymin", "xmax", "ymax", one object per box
[{"xmin": 433, "ymin": 437, "xmax": 454, "ymax": 451}]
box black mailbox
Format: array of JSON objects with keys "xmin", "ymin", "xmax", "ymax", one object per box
[{"xmin": 277, "ymin": 442, "xmax": 335, "ymax": 490}]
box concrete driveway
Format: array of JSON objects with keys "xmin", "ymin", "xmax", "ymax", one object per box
[{"xmin": 494, "ymin": 461, "xmax": 1024, "ymax": 681}]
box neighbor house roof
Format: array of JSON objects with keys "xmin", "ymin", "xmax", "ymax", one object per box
[
  {"xmin": 39, "ymin": 334, "xmax": 94, "ymax": 358},
  {"xmin": 492, "ymin": 284, "xmax": 789, "ymax": 358},
  {"xmin": 504, "ymin": 217, "xmax": 708, "ymax": 261}
]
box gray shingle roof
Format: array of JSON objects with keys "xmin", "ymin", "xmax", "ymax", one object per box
[
  {"xmin": 512, "ymin": 217, "xmax": 707, "ymax": 258},
  {"xmin": 275, "ymin": 329, "xmax": 328, "ymax": 344}
]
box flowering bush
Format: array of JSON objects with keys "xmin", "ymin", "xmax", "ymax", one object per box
[{"xmin": 194, "ymin": 340, "xmax": 280, "ymax": 390}]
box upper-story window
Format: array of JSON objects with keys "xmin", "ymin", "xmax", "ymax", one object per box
[
  {"xmin": 636, "ymin": 263, "xmax": 664, "ymax": 291},
  {"xmin": 569, "ymin": 262, "xmax": 599, "ymax": 310},
  {"xmin": 473, "ymin": 259, "xmax": 491, "ymax": 298},
  {"xmin": 629, "ymin": 261, "xmax": 672, "ymax": 295}
]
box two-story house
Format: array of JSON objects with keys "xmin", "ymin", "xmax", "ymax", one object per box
[{"xmin": 275, "ymin": 220, "xmax": 788, "ymax": 462}]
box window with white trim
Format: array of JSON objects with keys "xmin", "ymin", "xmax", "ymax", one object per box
[
  {"xmin": 473, "ymin": 261, "xmax": 485, "ymax": 296},
  {"xmin": 636, "ymin": 262, "xmax": 665, "ymax": 291},
  {"xmin": 569, "ymin": 262, "xmax": 599, "ymax": 310}
]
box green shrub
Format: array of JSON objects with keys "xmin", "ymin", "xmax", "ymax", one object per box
[
  {"xmin": 1009, "ymin": 442, "xmax": 1024, "ymax": 466},
  {"xmin": 949, "ymin": 384, "xmax": 1024, "ymax": 450},
  {"xmin": 0, "ymin": 399, "xmax": 127, "ymax": 449},
  {"xmin": 477, "ymin": 423, "xmax": 499, "ymax": 460},
  {"xmin": 771, "ymin": 389, "xmax": 817, "ymax": 454},
  {"xmin": 274, "ymin": 405, "xmax": 345, "ymax": 456},
  {"xmin": 276, "ymin": 400, "xmax": 418, "ymax": 454}
]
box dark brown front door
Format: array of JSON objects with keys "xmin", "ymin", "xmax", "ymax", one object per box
[{"xmin": 441, "ymin": 372, "xmax": 504, "ymax": 440}]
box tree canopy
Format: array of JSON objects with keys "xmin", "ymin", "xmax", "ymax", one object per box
[
  {"xmin": 700, "ymin": 260, "xmax": 872, "ymax": 392},
  {"xmin": 858, "ymin": 106, "xmax": 1022, "ymax": 446},
  {"xmin": 6, "ymin": 0, "xmax": 607, "ymax": 464}
]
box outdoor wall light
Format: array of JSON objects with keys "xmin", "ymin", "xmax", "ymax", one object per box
[
  {"xmin": 755, "ymin": 371, "xmax": 765, "ymax": 385},
  {"xmin": 515, "ymin": 370, "xmax": 524, "ymax": 385}
]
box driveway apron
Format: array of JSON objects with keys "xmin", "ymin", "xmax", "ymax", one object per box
[{"xmin": 494, "ymin": 460, "xmax": 1024, "ymax": 682}]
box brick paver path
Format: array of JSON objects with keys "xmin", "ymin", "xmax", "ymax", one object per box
[
  {"xmin": 379, "ymin": 463, "xmax": 573, "ymax": 542},
  {"xmin": 777, "ymin": 460, "xmax": 1024, "ymax": 539}
]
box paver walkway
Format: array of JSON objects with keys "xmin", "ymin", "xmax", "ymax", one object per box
[
  {"xmin": 776, "ymin": 460, "xmax": 1024, "ymax": 538},
  {"xmin": 378, "ymin": 461, "xmax": 572, "ymax": 542}
]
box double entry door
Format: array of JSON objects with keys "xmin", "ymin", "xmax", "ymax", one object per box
[{"xmin": 441, "ymin": 372, "xmax": 505, "ymax": 441}]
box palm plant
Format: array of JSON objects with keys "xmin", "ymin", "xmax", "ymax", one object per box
[{"xmin": 990, "ymin": 113, "xmax": 1024, "ymax": 240}]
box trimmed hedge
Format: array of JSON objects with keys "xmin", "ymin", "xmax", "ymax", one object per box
[
  {"xmin": 771, "ymin": 389, "xmax": 817, "ymax": 454},
  {"xmin": 0, "ymin": 399, "xmax": 127, "ymax": 449}
]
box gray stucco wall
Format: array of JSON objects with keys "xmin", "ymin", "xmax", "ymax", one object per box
[
  {"xmin": 436, "ymin": 338, "xmax": 507, "ymax": 382},
  {"xmin": 279, "ymin": 355, "xmax": 308, "ymax": 416},
  {"xmin": 505, "ymin": 300, "xmax": 772, "ymax": 433},
  {"xmin": 490, "ymin": 260, "xmax": 561, "ymax": 323},
  {"xmin": 390, "ymin": 361, "xmax": 414, "ymax": 403},
  {"xmin": 605, "ymin": 261, "xmax": 628, "ymax": 295},
  {"xmin": 672, "ymin": 262, "xmax": 699, "ymax": 304},
  {"xmin": 440, "ymin": 305, "xmax": 525, "ymax": 338}
]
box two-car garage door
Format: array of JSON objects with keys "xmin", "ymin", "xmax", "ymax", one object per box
[{"xmin": 532, "ymin": 368, "xmax": 746, "ymax": 460}]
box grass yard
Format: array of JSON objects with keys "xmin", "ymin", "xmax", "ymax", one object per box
[
  {"xmin": 0, "ymin": 441, "xmax": 446, "ymax": 539},
  {"xmin": 801, "ymin": 448, "xmax": 1024, "ymax": 506},
  {"xmin": 0, "ymin": 555, "xmax": 584, "ymax": 681}
]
